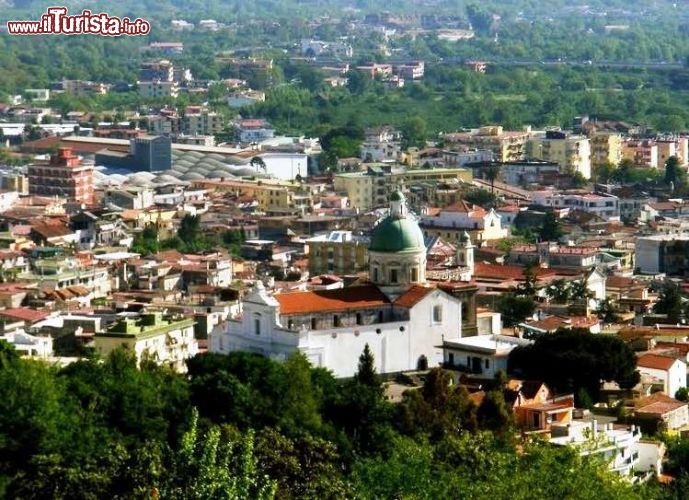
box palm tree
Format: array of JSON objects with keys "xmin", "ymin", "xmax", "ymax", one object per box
[{"xmin": 485, "ymin": 164, "xmax": 500, "ymax": 194}]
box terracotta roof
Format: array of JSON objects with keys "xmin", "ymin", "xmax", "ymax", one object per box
[
  {"xmin": 0, "ymin": 307, "xmax": 50, "ymax": 323},
  {"xmin": 634, "ymin": 392, "xmax": 687, "ymax": 415},
  {"xmin": 394, "ymin": 285, "xmax": 436, "ymax": 308},
  {"xmin": 523, "ymin": 316, "xmax": 568, "ymax": 332},
  {"xmin": 153, "ymin": 249, "xmax": 185, "ymax": 263},
  {"xmin": 31, "ymin": 222, "xmax": 73, "ymax": 239},
  {"xmin": 606, "ymin": 275, "xmax": 637, "ymax": 289},
  {"xmin": 637, "ymin": 353, "xmax": 679, "ymax": 371},
  {"xmin": 569, "ymin": 316, "xmax": 600, "ymax": 328},
  {"xmin": 619, "ymin": 325, "xmax": 689, "ymax": 340},
  {"xmin": 655, "ymin": 342, "xmax": 689, "ymax": 357},
  {"xmin": 275, "ymin": 285, "xmax": 390, "ymax": 315},
  {"xmin": 444, "ymin": 200, "xmax": 487, "ymax": 217},
  {"xmin": 474, "ymin": 262, "xmax": 554, "ymax": 281}
]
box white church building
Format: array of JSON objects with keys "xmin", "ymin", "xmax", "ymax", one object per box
[{"xmin": 210, "ymin": 191, "xmax": 477, "ymax": 378}]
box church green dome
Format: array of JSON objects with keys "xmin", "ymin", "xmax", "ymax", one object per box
[{"xmin": 369, "ymin": 216, "xmax": 425, "ymax": 253}]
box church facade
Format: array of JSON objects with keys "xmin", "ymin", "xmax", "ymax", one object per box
[{"xmin": 210, "ymin": 191, "xmax": 477, "ymax": 378}]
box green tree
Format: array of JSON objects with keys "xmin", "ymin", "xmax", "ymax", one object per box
[
  {"xmin": 177, "ymin": 214, "xmax": 202, "ymax": 251},
  {"xmin": 400, "ymin": 116, "xmax": 428, "ymax": 149},
  {"xmin": 545, "ymin": 278, "xmax": 571, "ymax": 303},
  {"xmin": 539, "ymin": 211, "xmax": 563, "ymax": 242},
  {"xmin": 255, "ymin": 428, "xmax": 350, "ymax": 499},
  {"xmin": 346, "ymin": 70, "xmax": 368, "ymax": 94},
  {"xmin": 653, "ymin": 283, "xmax": 685, "ymax": 323},
  {"xmin": 355, "ymin": 343, "xmax": 380, "ymax": 392},
  {"xmin": 508, "ymin": 328, "xmax": 640, "ymax": 400},
  {"xmin": 497, "ymin": 293, "xmax": 536, "ymax": 327},
  {"xmin": 161, "ymin": 409, "xmax": 276, "ymax": 499},
  {"xmin": 251, "ymin": 156, "xmax": 267, "ymax": 174},
  {"xmin": 594, "ymin": 162, "xmax": 617, "ymax": 184},
  {"xmin": 476, "ymin": 390, "xmax": 513, "ymax": 435},
  {"xmin": 613, "ymin": 158, "xmax": 635, "ymax": 183},
  {"xmin": 596, "ymin": 297, "xmax": 621, "ymax": 324},
  {"xmin": 280, "ymin": 353, "xmax": 322, "ymax": 434},
  {"xmin": 664, "ymin": 155, "xmax": 687, "ymax": 191},
  {"xmin": 398, "ymin": 368, "xmax": 477, "ymax": 440}
]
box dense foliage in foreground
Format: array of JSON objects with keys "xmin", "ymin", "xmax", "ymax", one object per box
[{"xmin": 0, "ymin": 341, "xmax": 676, "ymax": 499}]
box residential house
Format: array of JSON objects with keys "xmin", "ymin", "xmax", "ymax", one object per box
[
  {"xmin": 519, "ymin": 315, "xmax": 601, "ymax": 336},
  {"xmin": 441, "ymin": 334, "xmax": 532, "ymax": 378},
  {"xmin": 420, "ymin": 201, "xmax": 508, "ymax": 246},
  {"xmin": 94, "ymin": 312, "xmax": 198, "ymax": 372},
  {"xmin": 633, "ymin": 392, "xmax": 689, "ymax": 431},
  {"xmin": 550, "ymin": 420, "xmax": 663, "ymax": 480},
  {"xmin": 636, "ymin": 353, "xmax": 687, "ymax": 398},
  {"xmin": 531, "ymin": 190, "xmax": 620, "ymax": 221},
  {"xmin": 236, "ymin": 119, "xmax": 275, "ymax": 143},
  {"xmin": 505, "ymin": 380, "xmax": 574, "ymax": 432}
]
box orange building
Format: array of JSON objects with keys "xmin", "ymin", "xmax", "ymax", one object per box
[
  {"xmin": 505, "ymin": 380, "xmax": 574, "ymax": 432},
  {"xmin": 28, "ymin": 147, "xmax": 94, "ymax": 204}
]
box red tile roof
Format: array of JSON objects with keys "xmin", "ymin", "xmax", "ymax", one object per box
[
  {"xmin": 524, "ymin": 316, "xmax": 568, "ymax": 332},
  {"xmin": 474, "ymin": 262, "xmax": 555, "ymax": 281},
  {"xmin": 634, "ymin": 392, "xmax": 687, "ymax": 415},
  {"xmin": 606, "ymin": 276, "xmax": 638, "ymax": 289},
  {"xmin": 275, "ymin": 285, "xmax": 390, "ymax": 315},
  {"xmin": 394, "ymin": 285, "xmax": 436, "ymax": 308},
  {"xmin": 444, "ymin": 200, "xmax": 487, "ymax": 217},
  {"xmin": 637, "ymin": 353, "xmax": 680, "ymax": 371},
  {"xmin": 0, "ymin": 307, "xmax": 50, "ymax": 323}
]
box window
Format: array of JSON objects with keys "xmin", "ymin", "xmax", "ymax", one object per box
[
  {"xmin": 356, "ymin": 313, "xmax": 363, "ymax": 325},
  {"xmin": 254, "ymin": 318, "xmax": 261, "ymax": 336},
  {"xmin": 334, "ymin": 315, "xmax": 341, "ymax": 327},
  {"xmin": 485, "ymin": 359, "xmax": 489, "ymax": 369},
  {"xmin": 390, "ymin": 269, "xmax": 398, "ymax": 284},
  {"xmin": 311, "ymin": 318, "xmax": 317, "ymax": 330},
  {"xmin": 433, "ymin": 305, "xmax": 443, "ymax": 323},
  {"xmin": 373, "ymin": 267, "xmax": 379, "ymax": 282},
  {"xmin": 288, "ymin": 319, "xmax": 294, "ymax": 329},
  {"xmin": 411, "ymin": 268, "xmax": 418, "ymax": 282}
]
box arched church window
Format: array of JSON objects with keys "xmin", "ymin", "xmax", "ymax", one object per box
[
  {"xmin": 433, "ymin": 305, "xmax": 443, "ymax": 323},
  {"xmin": 253, "ymin": 313, "xmax": 261, "ymax": 335}
]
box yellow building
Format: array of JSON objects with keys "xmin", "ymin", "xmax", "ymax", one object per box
[
  {"xmin": 334, "ymin": 165, "xmax": 472, "ymax": 210},
  {"xmin": 443, "ymin": 126, "xmax": 530, "ymax": 162},
  {"xmin": 94, "ymin": 312, "xmax": 197, "ymax": 372},
  {"xmin": 657, "ymin": 138, "xmax": 689, "ymax": 167},
  {"xmin": 622, "ymin": 139, "xmax": 658, "ymax": 168},
  {"xmin": 306, "ymin": 230, "xmax": 368, "ymax": 275},
  {"xmin": 192, "ymin": 178, "xmax": 313, "ymax": 214},
  {"xmin": 527, "ymin": 131, "xmax": 592, "ymax": 179},
  {"xmin": 590, "ymin": 132, "xmax": 622, "ymax": 167}
]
